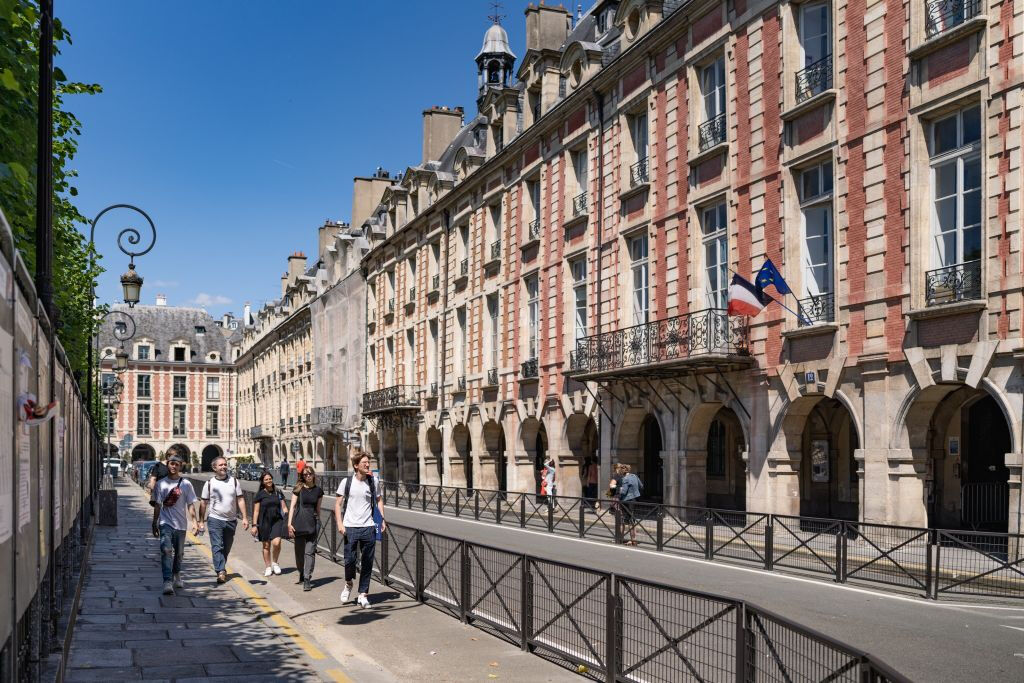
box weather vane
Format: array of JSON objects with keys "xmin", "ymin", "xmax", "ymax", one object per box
[{"xmin": 488, "ymin": 1, "xmax": 505, "ymax": 25}]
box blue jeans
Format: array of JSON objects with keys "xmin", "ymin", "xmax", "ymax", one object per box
[
  {"xmin": 159, "ymin": 525, "xmax": 186, "ymax": 581},
  {"xmin": 207, "ymin": 517, "xmax": 237, "ymax": 573},
  {"xmin": 343, "ymin": 526, "xmax": 376, "ymax": 595}
]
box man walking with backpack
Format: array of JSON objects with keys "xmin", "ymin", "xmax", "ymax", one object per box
[
  {"xmin": 334, "ymin": 452, "xmax": 386, "ymax": 608},
  {"xmin": 199, "ymin": 455, "xmax": 250, "ymax": 584},
  {"xmin": 151, "ymin": 453, "xmax": 199, "ymax": 595},
  {"xmin": 617, "ymin": 464, "xmax": 643, "ymax": 546}
]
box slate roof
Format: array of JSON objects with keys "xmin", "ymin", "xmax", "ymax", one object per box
[{"xmin": 97, "ymin": 304, "xmax": 231, "ymax": 365}]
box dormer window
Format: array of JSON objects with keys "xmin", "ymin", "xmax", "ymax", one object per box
[
  {"xmin": 570, "ymin": 59, "xmax": 584, "ymax": 88},
  {"xmin": 136, "ymin": 344, "xmax": 150, "ymax": 360},
  {"xmin": 625, "ymin": 7, "xmax": 642, "ymax": 40},
  {"xmin": 195, "ymin": 325, "xmax": 205, "ymax": 335},
  {"xmin": 173, "ymin": 346, "xmax": 186, "ymax": 362}
]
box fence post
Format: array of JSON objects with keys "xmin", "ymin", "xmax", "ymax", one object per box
[
  {"xmin": 422, "ymin": 486, "xmax": 426, "ymax": 512},
  {"xmin": 474, "ymin": 492, "xmax": 480, "ymax": 520},
  {"xmin": 931, "ymin": 532, "xmax": 941, "ymax": 599},
  {"xmin": 547, "ymin": 499, "xmax": 554, "ymax": 533},
  {"xmin": 521, "ymin": 556, "xmax": 532, "ymax": 652},
  {"xmin": 381, "ymin": 528, "xmax": 390, "ymax": 587},
  {"xmin": 705, "ymin": 510, "xmax": 714, "ymax": 560},
  {"xmin": 438, "ymin": 487, "xmax": 443, "ymax": 515},
  {"xmin": 415, "ymin": 531, "xmax": 424, "ymax": 602},
  {"xmin": 460, "ymin": 541, "xmax": 469, "ymax": 623},
  {"xmin": 455, "ymin": 489, "xmax": 461, "ymax": 517},
  {"xmin": 656, "ymin": 508, "xmax": 664, "ymax": 551},
  {"xmin": 520, "ymin": 496, "xmax": 526, "ymax": 528},
  {"xmin": 835, "ymin": 526, "xmax": 844, "ymax": 583},
  {"xmin": 614, "ymin": 504, "xmax": 623, "ymax": 545},
  {"xmin": 329, "ymin": 511, "xmax": 338, "ymax": 562},
  {"xmin": 496, "ymin": 495, "xmax": 502, "ymax": 525},
  {"xmin": 764, "ymin": 518, "xmax": 774, "ymax": 571},
  {"xmin": 736, "ymin": 605, "xmax": 753, "ymax": 683},
  {"xmin": 579, "ymin": 502, "xmax": 586, "ymax": 539},
  {"xmin": 605, "ymin": 575, "xmax": 617, "ymax": 683}
]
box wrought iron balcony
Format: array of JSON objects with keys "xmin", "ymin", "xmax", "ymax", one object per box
[
  {"xmin": 385, "ymin": 299, "xmax": 395, "ymax": 321},
  {"xmin": 795, "ymin": 55, "xmax": 833, "ymax": 103},
  {"xmin": 490, "ymin": 240, "xmax": 501, "ymax": 261},
  {"xmin": 486, "ymin": 367, "xmax": 498, "ymax": 386},
  {"xmin": 460, "ymin": 259, "xmax": 469, "ymax": 276},
  {"xmin": 456, "ymin": 375, "xmax": 466, "ymax": 392},
  {"xmin": 572, "ymin": 192, "xmax": 587, "ymax": 217},
  {"xmin": 405, "ymin": 287, "xmax": 416, "ymax": 310},
  {"xmin": 429, "ymin": 381, "xmax": 438, "ymax": 397},
  {"xmin": 796, "ymin": 292, "xmax": 835, "ymax": 326},
  {"xmin": 630, "ymin": 157, "xmax": 649, "ymax": 186},
  {"xmin": 567, "ymin": 308, "xmax": 750, "ymax": 379},
  {"xmin": 925, "ymin": 259, "xmax": 981, "ymax": 306},
  {"xmin": 698, "ymin": 113, "xmax": 727, "ymax": 152},
  {"xmin": 521, "ymin": 358, "xmax": 539, "ymax": 379},
  {"xmin": 249, "ymin": 425, "xmax": 263, "ymax": 439},
  {"xmin": 310, "ymin": 405, "xmax": 343, "ymax": 427},
  {"xmin": 925, "ymin": 0, "xmax": 981, "ymax": 38},
  {"xmin": 362, "ymin": 384, "xmax": 421, "ymax": 414},
  {"xmin": 528, "ymin": 219, "xmax": 541, "ymax": 242},
  {"xmin": 431, "ymin": 274, "xmax": 440, "ymax": 291}
]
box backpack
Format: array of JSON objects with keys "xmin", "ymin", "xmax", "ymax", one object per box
[{"xmin": 342, "ymin": 475, "xmax": 383, "ymax": 540}]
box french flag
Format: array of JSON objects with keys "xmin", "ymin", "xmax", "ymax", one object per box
[{"xmin": 727, "ymin": 274, "xmax": 773, "ymax": 317}]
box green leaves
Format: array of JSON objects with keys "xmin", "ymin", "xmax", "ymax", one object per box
[{"xmin": 0, "ymin": 67, "xmax": 20, "ymax": 92}]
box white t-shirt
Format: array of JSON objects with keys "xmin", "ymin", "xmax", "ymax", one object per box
[
  {"xmin": 201, "ymin": 476, "xmax": 242, "ymax": 521},
  {"xmin": 154, "ymin": 477, "xmax": 197, "ymax": 530},
  {"xmin": 336, "ymin": 475, "xmax": 381, "ymax": 528}
]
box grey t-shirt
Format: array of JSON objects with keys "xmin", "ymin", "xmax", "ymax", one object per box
[
  {"xmin": 155, "ymin": 477, "xmax": 197, "ymax": 530},
  {"xmin": 201, "ymin": 476, "xmax": 242, "ymax": 521}
]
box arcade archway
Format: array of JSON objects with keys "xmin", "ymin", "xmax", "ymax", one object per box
[
  {"xmin": 131, "ymin": 444, "xmax": 155, "ymax": 461},
  {"xmin": 201, "ymin": 444, "xmax": 223, "ymax": 472}
]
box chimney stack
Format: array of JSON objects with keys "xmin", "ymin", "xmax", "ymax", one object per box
[
  {"xmin": 243, "ymin": 301, "xmax": 251, "ymax": 326},
  {"xmin": 287, "ymin": 251, "xmax": 307, "ymax": 282},
  {"xmin": 156, "ymin": 293, "xmax": 167, "ymax": 306},
  {"xmin": 351, "ymin": 172, "xmax": 393, "ymax": 231},
  {"xmin": 422, "ymin": 106, "xmax": 464, "ymax": 165},
  {"xmin": 525, "ymin": 3, "xmax": 571, "ymax": 53}
]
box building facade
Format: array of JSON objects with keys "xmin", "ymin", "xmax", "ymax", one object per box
[
  {"xmin": 98, "ymin": 301, "xmax": 237, "ymax": 470},
  {"xmin": 360, "ymin": 0, "xmax": 1024, "ymax": 534}
]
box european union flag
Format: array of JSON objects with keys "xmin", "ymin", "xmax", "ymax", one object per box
[{"xmin": 755, "ymin": 259, "xmax": 792, "ymax": 296}]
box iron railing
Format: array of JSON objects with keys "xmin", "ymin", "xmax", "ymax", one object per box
[
  {"xmin": 456, "ymin": 375, "xmax": 466, "ymax": 392},
  {"xmin": 521, "ymin": 357, "xmax": 539, "ymax": 379},
  {"xmin": 630, "ymin": 157, "xmax": 649, "ymax": 185},
  {"xmin": 797, "ymin": 291, "xmax": 835, "ymax": 326},
  {"xmin": 310, "ymin": 405, "xmax": 343, "ymax": 427},
  {"xmin": 698, "ymin": 112, "xmax": 727, "ymax": 151},
  {"xmin": 925, "ymin": 0, "xmax": 982, "ymax": 38},
  {"xmin": 377, "ymin": 481, "xmax": 1023, "ymax": 602},
  {"xmin": 572, "ymin": 192, "xmax": 587, "ymax": 216},
  {"xmin": 460, "ymin": 259, "xmax": 469, "ymax": 276},
  {"xmin": 961, "ymin": 482, "xmax": 1010, "ymax": 528},
  {"xmin": 795, "ymin": 54, "xmax": 833, "ymax": 103},
  {"xmin": 386, "ymin": 298, "xmax": 395, "ymax": 315},
  {"xmin": 407, "ymin": 286, "xmax": 415, "ymax": 304},
  {"xmin": 362, "ymin": 384, "xmax": 421, "ymax": 413},
  {"xmin": 568, "ymin": 308, "xmax": 749, "ymax": 376},
  {"xmin": 249, "ymin": 425, "xmax": 263, "ymax": 438},
  {"xmin": 527, "ymin": 218, "xmax": 541, "ymax": 242},
  {"xmin": 486, "ymin": 367, "xmax": 498, "ymax": 386},
  {"xmin": 489, "ymin": 240, "xmax": 501, "ymax": 262},
  {"xmin": 431, "ymin": 274, "xmax": 440, "ymax": 291},
  {"xmin": 925, "ymin": 259, "xmax": 981, "ymax": 306}
]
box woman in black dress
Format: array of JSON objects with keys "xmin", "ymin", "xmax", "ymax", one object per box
[
  {"xmin": 250, "ymin": 470, "xmax": 287, "ymax": 577},
  {"xmin": 287, "ymin": 468, "xmax": 323, "ymax": 591}
]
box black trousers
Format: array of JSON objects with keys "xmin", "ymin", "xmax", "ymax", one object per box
[{"xmin": 293, "ymin": 532, "xmax": 316, "ymax": 580}]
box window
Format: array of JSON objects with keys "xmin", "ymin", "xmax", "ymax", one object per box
[
  {"xmin": 528, "ymin": 180, "xmax": 541, "ymax": 221},
  {"xmin": 405, "ymin": 329, "xmax": 415, "ymax": 385},
  {"xmin": 173, "ymin": 347, "xmax": 186, "ymax": 362},
  {"xmin": 799, "ymin": 161, "xmax": 834, "ymax": 296},
  {"xmin": 194, "ymin": 326, "xmax": 206, "ymax": 335},
  {"xmin": 368, "ymin": 345, "xmax": 377, "ymax": 391},
  {"xmin": 206, "ymin": 406, "xmax": 219, "ymax": 436},
  {"xmin": 428, "ymin": 319, "xmax": 438, "ymax": 385},
  {"xmin": 526, "ymin": 276, "xmax": 539, "ymax": 359},
  {"xmin": 799, "ymin": 2, "xmax": 831, "ymax": 67},
  {"xmin": 489, "ymin": 203, "xmax": 502, "ymax": 244},
  {"xmin": 385, "ymin": 337, "xmax": 395, "ymax": 386},
  {"xmin": 137, "ymin": 404, "xmax": 151, "ymax": 436},
  {"xmin": 173, "ymin": 375, "xmax": 187, "ymax": 399},
  {"xmin": 702, "ymin": 57, "xmax": 726, "ymax": 122},
  {"xmin": 930, "ymin": 105, "xmax": 982, "ymax": 268},
  {"xmin": 137, "ymin": 374, "xmax": 151, "ymax": 399},
  {"xmin": 207, "ymin": 377, "xmax": 220, "ymax": 401},
  {"xmin": 114, "ymin": 321, "xmax": 127, "ymax": 337},
  {"xmin": 431, "ymin": 242, "xmax": 441, "ymax": 283},
  {"xmin": 137, "ymin": 345, "xmax": 150, "ymax": 360},
  {"xmin": 630, "ymin": 112, "xmax": 649, "ymax": 161},
  {"xmin": 707, "ymin": 419, "xmax": 726, "ymax": 477},
  {"xmin": 629, "ymin": 235, "xmax": 650, "ymax": 324},
  {"xmin": 701, "ymin": 203, "xmax": 729, "ymax": 308},
  {"xmin": 173, "ymin": 405, "xmax": 186, "ymax": 436},
  {"xmin": 572, "ymin": 258, "xmax": 588, "ymax": 342},
  {"xmin": 488, "ymin": 295, "xmax": 500, "ymax": 370},
  {"xmin": 572, "ymin": 149, "xmax": 588, "ymax": 195},
  {"xmin": 459, "ymin": 224, "xmax": 470, "ymax": 260},
  {"xmin": 456, "ymin": 307, "xmax": 467, "ymax": 374}
]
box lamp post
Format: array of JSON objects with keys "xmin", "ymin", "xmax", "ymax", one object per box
[{"xmin": 92, "ymin": 309, "xmax": 136, "ymax": 415}]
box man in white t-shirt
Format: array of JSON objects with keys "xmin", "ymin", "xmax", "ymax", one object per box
[
  {"xmin": 199, "ymin": 456, "xmax": 250, "ymax": 584},
  {"xmin": 151, "ymin": 453, "xmax": 199, "ymax": 595},
  {"xmin": 334, "ymin": 452, "xmax": 386, "ymax": 608}
]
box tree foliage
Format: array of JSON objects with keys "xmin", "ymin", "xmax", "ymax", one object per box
[{"xmin": 0, "ymin": 0, "xmax": 104, "ymax": 420}]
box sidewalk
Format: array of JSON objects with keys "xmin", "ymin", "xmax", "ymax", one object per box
[{"xmin": 64, "ymin": 479, "xmax": 350, "ymax": 682}]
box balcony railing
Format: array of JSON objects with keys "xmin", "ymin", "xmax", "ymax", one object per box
[
  {"xmin": 572, "ymin": 192, "xmax": 587, "ymax": 217},
  {"xmin": 362, "ymin": 384, "xmax": 421, "ymax": 414},
  {"xmin": 456, "ymin": 375, "xmax": 466, "ymax": 392},
  {"xmin": 460, "ymin": 259, "xmax": 469, "ymax": 276},
  {"xmin": 490, "ymin": 240, "xmax": 501, "ymax": 261},
  {"xmin": 486, "ymin": 368, "xmax": 498, "ymax": 386},
  {"xmin": 925, "ymin": 0, "xmax": 981, "ymax": 38},
  {"xmin": 630, "ymin": 157, "xmax": 649, "ymax": 186},
  {"xmin": 521, "ymin": 358, "xmax": 539, "ymax": 379},
  {"xmin": 431, "ymin": 274, "xmax": 440, "ymax": 291},
  {"xmin": 568, "ymin": 308, "xmax": 749, "ymax": 377},
  {"xmin": 795, "ymin": 55, "xmax": 833, "ymax": 103},
  {"xmin": 429, "ymin": 381, "xmax": 438, "ymax": 397},
  {"xmin": 249, "ymin": 425, "xmax": 263, "ymax": 439},
  {"xmin": 408, "ymin": 286, "xmax": 415, "ymax": 301},
  {"xmin": 698, "ymin": 113, "xmax": 727, "ymax": 152},
  {"xmin": 925, "ymin": 259, "xmax": 981, "ymax": 306},
  {"xmin": 310, "ymin": 405, "xmax": 343, "ymax": 427},
  {"xmin": 796, "ymin": 292, "xmax": 835, "ymax": 326},
  {"xmin": 528, "ymin": 219, "xmax": 541, "ymax": 242},
  {"xmin": 386, "ymin": 298, "xmax": 395, "ymax": 316}
]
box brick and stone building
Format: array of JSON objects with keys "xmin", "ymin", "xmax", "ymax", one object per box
[
  {"xmin": 359, "ymin": 0, "xmax": 1024, "ymax": 535},
  {"xmin": 98, "ymin": 299, "xmax": 236, "ymax": 470}
]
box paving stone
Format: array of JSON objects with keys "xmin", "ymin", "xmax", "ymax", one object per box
[
  {"xmin": 139, "ymin": 664, "xmax": 206, "ymax": 678},
  {"xmin": 76, "ymin": 614, "xmax": 126, "ymax": 624},
  {"xmin": 203, "ymin": 661, "xmax": 316, "ymax": 677},
  {"xmin": 69, "ymin": 648, "xmax": 133, "ymax": 668},
  {"xmin": 64, "ymin": 667, "xmax": 142, "ymax": 681}
]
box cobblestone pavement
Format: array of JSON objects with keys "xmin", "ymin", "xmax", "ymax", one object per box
[{"xmin": 65, "ymin": 479, "xmax": 350, "ymax": 682}]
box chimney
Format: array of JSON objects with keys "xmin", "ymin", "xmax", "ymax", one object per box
[
  {"xmin": 318, "ymin": 221, "xmax": 345, "ymax": 261},
  {"xmin": 351, "ymin": 172, "xmax": 393, "ymax": 231},
  {"xmin": 281, "ymin": 272, "xmax": 288, "ymax": 298},
  {"xmin": 155, "ymin": 293, "xmax": 167, "ymax": 306},
  {"xmin": 243, "ymin": 301, "xmax": 251, "ymax": 326},
  {"xmin": 422, "ymin": 106, "xmax": 464, "ymax": 165},
  {"xmin": 287, "ymin": 251, "xmax": 307, "ymax": 281},
  {"xmin": 525, "ymin": 2, "xmax": 571, "ymax": 53}
]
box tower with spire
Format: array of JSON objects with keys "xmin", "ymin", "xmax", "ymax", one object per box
[{"xmin": 476, "ymin": 4, "xmax": 516, "ymax": 107}]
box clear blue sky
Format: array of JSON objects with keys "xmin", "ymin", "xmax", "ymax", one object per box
[{"xmin": 59, "ymin": 1, "xmax": 538, "ymax": 317}]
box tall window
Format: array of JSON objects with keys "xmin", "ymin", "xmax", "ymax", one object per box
[
  {"xmin": 799, "ymin": 2, "xmax": 831, "ymax": 67},
  {"xmin": 431, "ymin": 242, "xmax": 441, "ymax": 282},
  {"xmin": 528, "ymin": 180, "xmax": 541, "ymax": 222},
  {"xmin": 572, "ymin": 149, "xmax": 588, "ymax": 196},
  {"xmin": 459, "ymin": 224, "xmax": 469, "ymax": 260},
  {"xmin": 526, "ymin": 276, "xmax": 539, "ymax": 359},
  {"xmin": 489, "ymin": 203, "xmax": 502, "ymax": 244},
  {"xmin": 137, "ymin": 404, "xmax": 151, "ymax": 436},
  {"xmin": 487, "ymin": 295, "xmax": 499, "ymax": 370},
  {"xmin": 702, "ymin": 203, "xmax": 729, "ymax": 308},
  {"xmin": 385, "ymin": 337, "xmax": 395, "ymax": 386},
  {"xmin": 405, "ymin": 329, "xmax": 415, "ymax": 385},
  {"xmin": 702, "ymin": 57, "xmax": 726, "ymax": 122},
  {"xmin": 707, "ymin": 419, "xmax": 726, "ymax": 477},
  {"xmin": 931, "ymin": 105, "xmax": 982, "ymax": 268},
  {"xmin": 799, "ymin": 161, "xmax": 834, "ymax": 296},
  {"xmin": 206, "ymin": 376, "xmax": 220, "ymax": 400},
  {"xmin": 428, "ymin": 319, "xmax": 438, "ymax": 385},
  {"xmin": 137, "ymin": 374, "xmax": 151, "ymax": 399},
  {"xmin": 137, "ymin": 345, "xmax": 150, "ymax": 360},
  {"xmin": 571, "ymin": 257, "xmax": 588, "ymax": 342},
  {"xmin": 173, "ymin": 375, "xmax": 187, "ymax": 399},
  {"xmin": 173, "ymin": 405, "xmax": 186, "ymax": 436},
  {"xmin": 368, "ymin": 345, "xmax": 377, "ymax": 391},
  {"xmin": 206, "ymin": 406, "xmax": 219, "ymax": 436},
  {"xmin": 387, "ymin": 269, "xmax": 396, "ymax": 301},
  {"xmin": 457, "ymin": 307, "xmax": 467, "ymax": 371},
  {"xmin": 630, "ymin": 113, "xmax": 648, "ymax": 161},
  {"xmin": 629, "ymin": 235, "xmax": 649, "ymax": 324}
]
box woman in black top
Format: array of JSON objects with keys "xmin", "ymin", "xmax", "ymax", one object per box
[
  {"xmin": 250, "ymin": 471, "xmax": 287, "ymax": 577},
  {"xmin": 287, "ymin": 468, "xmax": 323, "ymax": 591}
]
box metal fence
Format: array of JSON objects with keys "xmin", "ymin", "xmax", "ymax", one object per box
[
  {"xmin": 380, "ymin": 482, "xmax": 1024, "ymax": 601},
  {"xmin": 0, "ymin": 208, "xmax": 103, "ymax": 681}
]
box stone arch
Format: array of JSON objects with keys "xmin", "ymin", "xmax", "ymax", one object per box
[
  {"xmin": 426, "ymin": 426, "xmax": 443, "ymax": 485},
  {"xmin": 519, "ymin": 417, "xmax": 549, "ymax": 495},
  {"xmin": 481, "ymin": 420, "xmax": 507, "ymax": 491},
  {"xmin": 686, "ymin": 399, "xmax": 750, "ymax": 454},
  {"xmin": 169, "ymin": 443, "xmax": 191, "ymax": 459},
  {"xmin": 131, "ymin": 444, "xmax": 155, "ymax": 461},
  {"xmin": 401, "ymin": 426, "xmax": 419, "ymax": 485},
  {"xmin": 201, "ymin": 444, "xmax": 223, "ymax": 472},
  {"xmin": 705, "ymin": 407, "xmax": 747, "ymax": 511},
  {"xmin": 316, "ymin": 440, "xmax": 326, "ymax": 470},
  {"xmin": 452, "ymin": 423, "xmax": 473, "ymax": 489},
  {"xmin": 797, "ymin": 398, "xmax": 859, "ymax": 520},
  {"xmin": 565, "ymin": 413, "xmax": 599, "ymax": 495}
]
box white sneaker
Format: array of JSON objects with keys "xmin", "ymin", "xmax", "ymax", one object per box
[
  {"xmin": 340, "ymin": 584, "xmax": 352, "ymax": 604},
  {"xmin": 271, "ymin": 563, "xmax": 281, "ymax": 575},
  {"xmin": 172, "ymin": 574, "xmax": 184, "ymax": 589},
  {"xmin": 264, "ymin": 566, "xmax": 273, "ymax": 577},
  {"xmin": 162, "ymin": 580, "xmax": 174, "ymax": 596},
  {"xmin": 357, "ymin": 594, "xmax": 370, "ymax": 608}
]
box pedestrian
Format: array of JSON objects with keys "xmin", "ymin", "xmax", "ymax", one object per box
[
  {"xmin": 582, "ymin": 456, "xmax": 599, "ymax": 510},
  {"xmin": 199, "ymin": 456, "xmax": 250, "ymax": 584},
  {"xmin": 296, "ymin": 456, "xmax": 306, "ymax": 476},
  {"xmin": 334, "ymin": 452, "xmax": 386, "ymax": 608},
  {"xmin": 151, "ymin": 452, "xmax": 199, "ymax": 595},
  {"xmin": 287, "ymin": 467, "xmax": 323, "ymax": 591},
  {"xmin": 278, "ymin": 459, "xmax": 289, "ymax": 486},
  {"xmin": 251, "ymin": 469, "xmax": 287, "ymax": 576},
  {"xmin": 617, "ymin": 464, "xmax": 643, "ymax": 546},
  {"xmin": 542, "ymin": 457, "xmax": 558, "ymax": 503},
  {"xmin": 148, "ymin": 447, "xmax": 177, "ymax": 512}
]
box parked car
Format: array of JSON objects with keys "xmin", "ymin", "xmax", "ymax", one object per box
[{"xmin": 102, "ymin": 458, "xmax": 123, "ymax": 476}]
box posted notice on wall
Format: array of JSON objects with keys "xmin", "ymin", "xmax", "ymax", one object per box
[
  {"xmin": 53, "ymin": 416, "xmax": 64, "ymax": 537},
  {"xmin": 17, "ymin": 424, "xmax": 30, "ymax": 530},
  {"xmin": 0, "ymin": 326, "xmax": 12, "ymax": 543}
]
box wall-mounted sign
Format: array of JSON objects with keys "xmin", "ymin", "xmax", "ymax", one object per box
[{"xmin": 804, "ymin": 371, "xmax": 816, "ymax": 385}]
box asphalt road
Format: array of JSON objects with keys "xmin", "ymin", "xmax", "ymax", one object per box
[{"xmin": 193, "ymin": 474, "xmax": 1024, "ymax": 681}]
